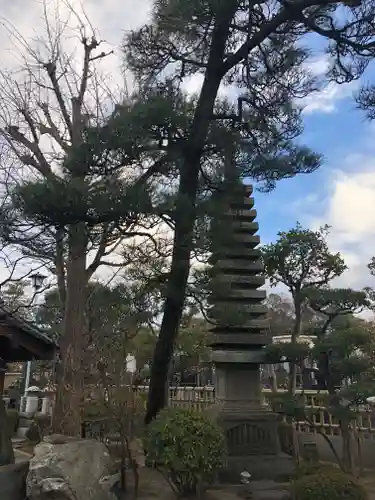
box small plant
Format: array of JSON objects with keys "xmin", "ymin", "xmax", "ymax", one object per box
[
  {"xmin": 291, "ymin": 470, "xmax": 368, "ymax": 500},
  {"xmin": 144, "ymin": 407, "xmax": 225, "ymax": 497}
]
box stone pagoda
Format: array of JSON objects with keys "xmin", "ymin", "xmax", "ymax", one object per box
[{"xmin": 208, "ymin": 179, "xmax": 292, "ymax": 480}]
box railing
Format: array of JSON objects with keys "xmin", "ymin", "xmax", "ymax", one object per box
[
  {"xmin": 133, "ymin": 386, "xmax": 375, "ymax": 438},
  {"xmin": 134, "ymin": 385, "xmax": 326, "ymax": 410},
  {"xmin": 6, "ymin": 386, "xmax": 375, "ymax": 439}
]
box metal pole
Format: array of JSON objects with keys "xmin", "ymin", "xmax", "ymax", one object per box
[{"xmin": 24, "ymin": 361, "xmax": 31, "ymax": 395}]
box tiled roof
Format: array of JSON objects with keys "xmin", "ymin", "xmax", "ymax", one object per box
[{"xmin": 0, "ymin": 302, "xmax": 56, "ymax": 346}]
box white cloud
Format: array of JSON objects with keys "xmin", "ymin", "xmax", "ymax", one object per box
[
  {"xmin": 0, "ymin": 0, "xmax": 152, "ymax": 87},
  {"xmin": 301, "ymin": 80, "xmax": 357, "ymax": 114},
  {"xmin": 307, "ymin": 167, "xmax": 375, "ymax": 289},
  {"xmin": 297, "ymin": 55, "xmax": 358, "ymax": 114},
  {"xmin": 182, "ymin": 54, "xmax": 358, "ymax": 115},
  {"xmin": 305, "ymin": 56, "xmax": 330, "ymax": 77}
]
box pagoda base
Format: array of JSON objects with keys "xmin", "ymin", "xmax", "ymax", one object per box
[{"xmin": 210, "ymin": 408, "xmax": 294, "ymax": 482}]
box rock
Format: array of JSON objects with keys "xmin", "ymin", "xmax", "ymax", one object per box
[
  {"xmin": 99, "ymin": 473, "xmax": 122, "ymax": 500},
  {"xmin": 0, "ymin": 460, "xmax": 29, "ymax": 500},
  {"xmin": 44, "ymin": 434, "xmax": 78, "ymax": 445},
  {"xmin": 26, "ymin": 435, "xmax": 117, "ymax": 500}
]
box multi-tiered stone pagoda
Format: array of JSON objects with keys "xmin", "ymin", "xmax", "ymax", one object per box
[{"xmin": 208, "ymin": 179, "xmax": 292, "ymax": 480}]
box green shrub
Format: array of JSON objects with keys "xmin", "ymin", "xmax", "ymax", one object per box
[
  {"xmin": 144, "ymin": 407, "xmax": 225, "ymax": 497},
  {"xmin": 292, "ymin": 471, "xmax": 368, "ymax": 500},
  {"xmin": 6, "ymin": 409, "xmax": 19, "ymax": 436}
]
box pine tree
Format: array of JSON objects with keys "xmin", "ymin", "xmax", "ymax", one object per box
[
  {"xmin": 125, "ymin": 0, "xmax": 375, "ymax": 422},
  {"xmin": 262, "ymin": 223, "xmax": 347, "ymax": 392}
]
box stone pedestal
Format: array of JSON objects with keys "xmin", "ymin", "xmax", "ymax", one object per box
[
  {"xmin": 212, "ymin": 362, "xmax": 293, "ymax": 481},
  {"xmin": 216, "ymin": 409, "xmax": 293, "ymax": 481},
  {"xmin": 208, "ymin": 181, "xmax": 293, "ymax": 482},
  {"xmin": 41, "ymin": 397, "xmax": 50, "ymax": 415}
]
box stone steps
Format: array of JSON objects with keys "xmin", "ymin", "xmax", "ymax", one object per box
[
  {"xmin": 12, "ymin": 437, "xmax": 27, "ymax": 449},
  {"xmin": 242, "ymin": 481, "xmax": 290, "ymax": 500},
  {"xmin": 209, "ymin": 482, "xmax": 291, "ymax": 500}
]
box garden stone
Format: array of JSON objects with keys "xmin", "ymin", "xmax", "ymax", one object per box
[{"xmin": 26, "ymin": 434, "xmax": 117, "ymax": 500}]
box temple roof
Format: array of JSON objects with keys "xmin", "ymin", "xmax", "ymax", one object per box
[{"xmin": 0, "ymin": 303, "xmax": 56, "ymax": 362}]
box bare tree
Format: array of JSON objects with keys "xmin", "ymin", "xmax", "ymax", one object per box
[{"xmin": 0, "ymin": 2, "xmax": 173, "ymax": 435}]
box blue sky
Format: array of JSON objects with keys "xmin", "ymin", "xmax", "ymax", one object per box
[
  {"xmin": 256, "ymin": 98, "xmax": 366, "ymax": 242},
  {"xmin": 255, "ymin": 66, "xmax": 375, "ymax": 291},
  {"xmin": 1, "ymin": 0, "xmax": 374, "ymax": 292}
]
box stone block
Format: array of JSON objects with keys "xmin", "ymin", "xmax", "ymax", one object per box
[{"xmin": 301, "ymin": 441, "xmax": 319, "ymax": 463}]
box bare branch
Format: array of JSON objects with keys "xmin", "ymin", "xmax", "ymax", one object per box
[
  {"xmin": 44, "ymin": 61, "xmax": 73, "ymax": 138},
  {"xmin": 38, "ymin": 101, "xmax": 69, "ymax": 151}
]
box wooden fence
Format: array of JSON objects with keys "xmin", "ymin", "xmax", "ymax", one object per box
[
  {"xmin": 18, "ymin": 385, "xmax": 374, "ymax": 440},
  {"xmin": 134, "ymin": 386, "xmax": 375, "ymax": 439}
]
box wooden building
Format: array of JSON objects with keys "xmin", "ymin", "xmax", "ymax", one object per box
[{"xmin": 0, "ymin": 303, "xmax": 56, "ymax": 394}]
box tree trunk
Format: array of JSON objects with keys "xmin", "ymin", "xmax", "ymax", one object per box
[
  {"xmin": 53, "ymin": 222, "xmax": 87, "ymax": 436},
  {"xmin": 144, "ymin": 166, "xmax": 201, "ymax": 424},
  {"xmin": 355, "ymin": 424, "xmax": 363, "ymax": 477},
  {"xmin": 289, "ymin": 293, "xmax": 302, "ymax": 395},
  {"xmin": 268, "ymin": 364, "xmax": 278, "ymax": 392},
  {"xmin": 145, "ymin": 4, "xmax": 238, "ymax": 424}
]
